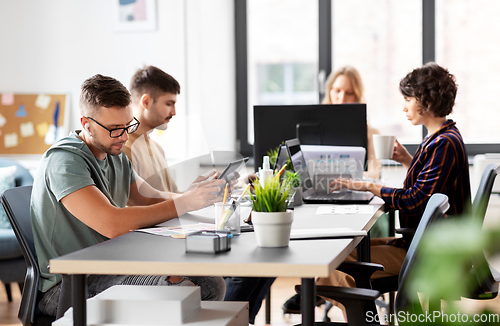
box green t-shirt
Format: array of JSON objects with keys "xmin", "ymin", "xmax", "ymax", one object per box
[{"xmin": 31, "ymin": 131, "xmax": 137, "ymax": 292}]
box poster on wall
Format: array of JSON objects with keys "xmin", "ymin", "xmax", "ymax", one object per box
[{"xmin": 112, "ymin": 0, "xmax": 157, "ymax": 32}]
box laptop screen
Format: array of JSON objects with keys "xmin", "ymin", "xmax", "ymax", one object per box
[
  {"xmin": 285, "ymin": 138, "xmax": 313, "ymax": 190},
  {"xmin": 274, "ymin": 144, "xmax": 289, "ymax": 172}
]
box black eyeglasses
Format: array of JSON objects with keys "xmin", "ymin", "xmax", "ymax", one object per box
[{"xmin": 85, "ymin": 116, "xmax": 140, "ymax": 138}]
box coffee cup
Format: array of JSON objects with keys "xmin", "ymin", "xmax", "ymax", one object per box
[{"xmin": 373, "ymin": 135, "xmax": 396, "ymax": 160}]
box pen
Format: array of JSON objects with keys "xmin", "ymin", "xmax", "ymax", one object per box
[
  {"xmin": 222, "ymin": 183, "xmax": 229, "ymax": 205},
  {"xmin": 276, "ymin": 163, "xmax": 287, "ymax": 177},
  {"xmin": 235, "ymin": 184, "xmax": 251, "ymax": 202},
  {"xmin": 218, "ymin": 183, "xmax": 251, "ymax": 231}
]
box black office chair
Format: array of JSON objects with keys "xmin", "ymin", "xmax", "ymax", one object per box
[
  {"xmin": 294, "ymin": 193, "xmax": 450, "ymax": 325},
  {"xmin": 324, "ymin": 163, "xmax": 500, "ymax": 322},
  {"xmin": 466, "ymin": 163, "xmax": 500, "ymax": 300},
  {"xmin": 1, "ymin": 186, "xmax": 55, "ymax": 326},
  {"xmin": 0, "ymin": 157, "xmax": 34, "ymax": 301}
]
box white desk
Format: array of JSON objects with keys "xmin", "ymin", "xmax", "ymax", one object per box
[{"xmin": 51, "ymin": 199, "xmax": 384, "ymax": 326}]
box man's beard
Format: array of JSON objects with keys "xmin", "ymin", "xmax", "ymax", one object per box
[
  {"xmin": 155, "ymin": 115, "xmax": 173, "ymax": 131},
  {"xmin": 93, "ymin": 138, "xmax": 125, "ymax": 156}
]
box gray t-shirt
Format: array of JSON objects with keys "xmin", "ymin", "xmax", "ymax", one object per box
[{"xmin": 31, "ymin": 131, "xmax": 137, "ymax": 292}]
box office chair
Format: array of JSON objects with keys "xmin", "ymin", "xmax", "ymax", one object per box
[
  {"xmin": 1, "ymin": 186, "xmax": 55, "ymax": 326},
  {"xmin": 321, "ymin": 163, "xmax": 500, "ymax": 321},
  {"xmin": 294, "ymin": 193, "xmax": 450, "ymax": 325},
  {"xmin": 0, "ymin": 157, "xmax": 34, "ymax": 301},
  {"xmin": 466, "ymin": 163, "xmax": 500, "ymax": 300}
]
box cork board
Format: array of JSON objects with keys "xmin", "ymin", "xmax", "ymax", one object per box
[{"xmin": 0, "ymin": 93, "xmax": 69, "ymax": 154}]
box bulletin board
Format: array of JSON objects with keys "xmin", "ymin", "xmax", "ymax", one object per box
[{"xmin": 0, "ymin": 93, "xmax": 69, "ymax": 155}]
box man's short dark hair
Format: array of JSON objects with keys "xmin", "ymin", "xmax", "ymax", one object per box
[
  {"xmin": 129, "ymin": 66, "xmax": 180, "ymax": 102},
  {"xmin": 399, "ymin": 62, "xmax": 457, "ymax": 117},
  {"xmin": 79, "ymin": 74, "xmax": 131, "ymax": 117}
]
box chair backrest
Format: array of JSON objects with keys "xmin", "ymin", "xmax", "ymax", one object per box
[
  {"xmin": 1, "ymin": 186, "xmax": 39, "ymax": 326},
  {"xmin": 395, "ymin": 193, "xmax": 450, "ymax": 314},
  {"xmin": 470, "ymin": 163, "xmax": 500, "ymax": 298},
  {"xmin": 472, "ymin": 163, "xmax": 500, "ymax": 223}
]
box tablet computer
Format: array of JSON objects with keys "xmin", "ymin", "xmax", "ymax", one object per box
[{"xmin": 217, "ymin": 157, "xmax": 249, "ymax": 182}]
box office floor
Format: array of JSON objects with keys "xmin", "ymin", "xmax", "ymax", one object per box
[{"xmin": 0, "ymin": 282, "xmax": 21, "ymax": 326}]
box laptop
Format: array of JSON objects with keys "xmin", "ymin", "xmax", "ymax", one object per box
[{"xmin": 284, "ymin": 138, "xmax": 374, "ymax": 204}]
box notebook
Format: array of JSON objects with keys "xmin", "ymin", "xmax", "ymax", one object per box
[
  {"xmin": 290, "ymin": 228, "xmax": 367, "ymax": 240},
  {"xmin": 284, "ymin": 138, "xmax": 374, "ymax": 204}
]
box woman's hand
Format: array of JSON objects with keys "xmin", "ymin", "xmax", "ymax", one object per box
[
  {"xmin": 329, "ymin": 177, "xmax": 382, "ymax": 197},
  {"xmin": 329, "ymin": 177, "xmax": 371, "ymax": 192},
  {"xmin": 392, "ymin": 139, "xmax": 413, "ymax": 169}
]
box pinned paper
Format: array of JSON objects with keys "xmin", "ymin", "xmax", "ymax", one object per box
[
  {"xmin": 0, "ymin": 113, "xmax": 6, "ymax": 127},
  {"xmin": 36, "ymin": 122, "xmax": 50, "ymax": 138},
  {"xmin": 35, "ymin": 94, "xmax": 51, "ymax": 110},
  {"xmin": 20, "ymin": 122, "xmax": 35, "ymax": 137},
  {"xmin": 44, "ymin": 124, "xmax": 56, "ymax": 145},
  {"xmin": 4, "ymin": 133, "xmax": 18, "ymax": 148},
  {"xmin": 15, "ymin": 104, "xmax": 28, "ymax": 117},
  {"xmin": 44, "ymin": 124, "xmax": 64, "ymax": 145},
  {"xmin": 1, "ymin": 93, "xmax": 14, "ymax": 106}
]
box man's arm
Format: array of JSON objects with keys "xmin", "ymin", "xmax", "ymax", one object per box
[{"xmin": 60, "ymin": 178, "xmax": 225, "ymax": 239}]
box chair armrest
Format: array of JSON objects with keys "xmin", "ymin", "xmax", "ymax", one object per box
[
  {"xmin": 395, "ymin": 228, "xmax": 415, "ymax": 236},
  {"xmin": 295, "ymin": 284, "xmax": 380, "ymax": 325},
  {"xmin": 337, "ymin": 261, "xmax": 384, "ymax": 289},
  {"xmin": 313, "ymin": 285, "xmax": 380, "ymax": 301}
]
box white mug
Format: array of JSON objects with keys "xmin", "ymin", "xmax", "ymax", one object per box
[{"xmin": 373, "ymin": 135, "xmax": 396, "ymax": 160}]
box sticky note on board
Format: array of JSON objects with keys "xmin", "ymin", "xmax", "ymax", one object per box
[
  {"xmin": 0, "ymin": 113, "xmax": 6, "ymax": 127},
  {"xmin": 15, "ymin": 104, "xmax": 28, "ymax": 117},
  {"xmin": 45, "ymin": 124, "xmax": 56, "ymax": 145},
  {"xmin": 35, "ymin": 94, "xmax": 51, "ymax": 110},
  {"xmin": 36, "ymin": 122, "xmax": 50, "ymax": 138},
  {"xmin": 1, "ymin": 93, "xmax": 14, "ymax": 106},
  {"xmin": 20, "ymin": 122, "xmax": 35, "ymax": 137},
  {"xmin": 4, "ymin": 133, "xmax": 18, "ymax": 148}
]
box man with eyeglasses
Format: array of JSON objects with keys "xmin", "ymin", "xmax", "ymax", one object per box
[{"xmin": 31, "ymin": 74, "xmax": 227, "ymax": 318}]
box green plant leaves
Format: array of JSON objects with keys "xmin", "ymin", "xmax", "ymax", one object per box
[{"xmin": 251, "ymin": 173, "xmax": 291, "ymax": 212}]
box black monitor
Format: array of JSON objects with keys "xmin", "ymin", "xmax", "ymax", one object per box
[{"xmin": 253, "ymin": 103, "xmax": 367, "ymax": 171}]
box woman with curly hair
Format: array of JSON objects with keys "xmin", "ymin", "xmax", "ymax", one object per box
[{"xmin": 316, "ymin": 62, "xmax": 472, "ymax": 320}]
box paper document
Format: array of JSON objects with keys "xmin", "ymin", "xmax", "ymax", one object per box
[
  {"xmin": 133, "ymin": 223, "xmax": 215, "ymax": 237},
  {"xmin": 290, "ymin": 228, "xmax": 367, "ymax": 240},
  {"xmin": 316, "ymin": 205, "xmax": 374, "ymax": 215}
]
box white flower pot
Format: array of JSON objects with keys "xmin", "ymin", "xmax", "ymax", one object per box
[{"xmin": 252, "ymin": 210, "xmax": 294, "ymax": 247}]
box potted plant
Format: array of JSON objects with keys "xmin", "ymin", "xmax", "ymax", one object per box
[
  {"xmin": 251, "ymin": 171, "xmax": 294, "ymax": 247},
  {"xmin": 284, "ymin": 170, "xmax": 303, "ymax": 206}
]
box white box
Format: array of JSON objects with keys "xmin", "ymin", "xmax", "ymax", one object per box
[{"xmin": 54, "ymin": 285, "xmax": 201, "ymax": 325}]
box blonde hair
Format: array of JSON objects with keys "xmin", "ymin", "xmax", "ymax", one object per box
[{"xmin": 322, "ymin": 65, "xmax": 364, "ymax": 104}]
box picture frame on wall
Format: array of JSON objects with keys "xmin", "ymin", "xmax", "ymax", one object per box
[{"xmin": 112, "ymin": 0, "xmax": 157, "ymax": 32}]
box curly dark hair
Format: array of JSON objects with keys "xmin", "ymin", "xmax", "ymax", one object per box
[
  {"xmin": 79, "ymin": 74, "xmax": 131, "ymax": 117},
  {"xmin": 399, "ymin": 62, "xmax": 457, "ymax": 117},
  {"xmin": 130, "ymin": 65, "xmax": 180, "ymax": 102}
]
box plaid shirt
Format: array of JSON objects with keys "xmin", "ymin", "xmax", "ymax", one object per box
[{"xmin": 380, "ymin": 120, "xmax": 471, "ymax": 249}]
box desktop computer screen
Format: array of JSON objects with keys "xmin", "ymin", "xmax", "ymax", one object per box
[{"xmin": 253, "ymin": 103, "xmax": 368, "ymax": 171}]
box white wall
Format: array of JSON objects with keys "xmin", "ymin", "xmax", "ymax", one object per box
[{"xmin": 0, "ymin": 0, "xmax": 236, "ymax": 161}]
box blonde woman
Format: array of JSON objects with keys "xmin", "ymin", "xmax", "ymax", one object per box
[
  {"xmin": 322, "ymin": 66, "xmax": 381, "ymax": 180},
  {"xmin": 282, "ymin": 66, "xmax": 383, "ymax": 315}
]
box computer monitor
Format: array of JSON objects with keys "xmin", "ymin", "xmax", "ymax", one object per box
[{"xmin": 253, "ymin": 103, "xmax": 368, "ymax": 171}]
